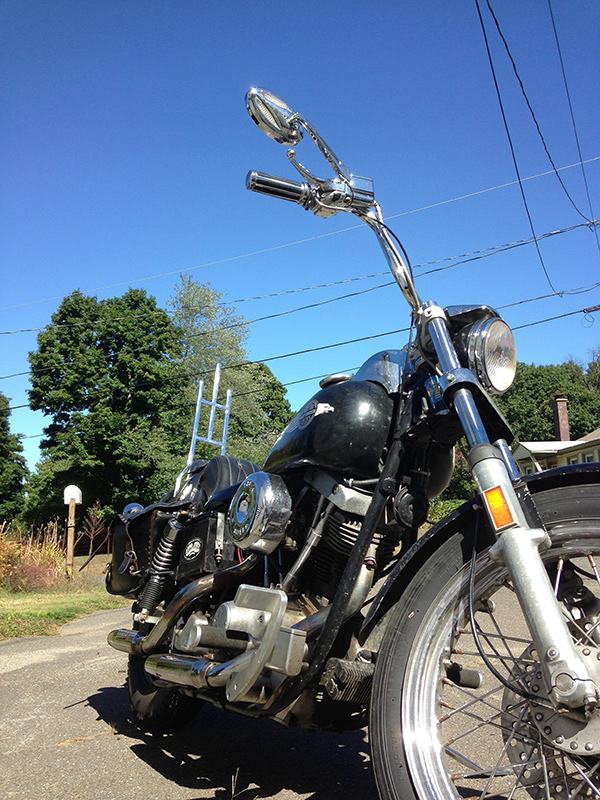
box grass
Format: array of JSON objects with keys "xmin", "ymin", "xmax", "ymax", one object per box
[{"xmin": 0, "ymin": 566, "xmax": 130, "ymax": 641}]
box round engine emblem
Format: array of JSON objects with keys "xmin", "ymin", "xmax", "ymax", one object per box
[
  {"xmin": 183, "ymin": 538, "xmax": 203, "ymax": 561},
  {"xmin": 228, "ymin": 472, "xmax": 292, "ymax": 554}
]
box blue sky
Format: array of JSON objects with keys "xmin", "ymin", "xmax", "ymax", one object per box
[{"xmin": 2, "ymin": 0, "xmax": 599, "ymax": 471}]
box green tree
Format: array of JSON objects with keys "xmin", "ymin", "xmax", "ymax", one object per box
[
  {"xmin": 169, "ymin": 275, "xmax": 249, "ymax": 374},
  {"xmin": 496, "ymin": 355, "xmax": 600, "ymax": 442},
  {"xmin": 224, "ymin": 362, "xmax": 295, "ymax": 464},
  {"xmin": 439, "ymin": 448, "xmax": 474, "ymax": 502},
  {"xmin": 26, "ymin": 288, "xmax": 186, "ymax": 520},
  {"xmin": 168, "ymin": 277, "xmax": 293, "ymax": 465},
  {"xmin": 0, "ymin": 392, "xmax": 28, "ymax": 521}
]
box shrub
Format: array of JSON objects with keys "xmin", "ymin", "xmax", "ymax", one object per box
[
  {"xmin": 0, "ymin": 531, "xmax": 20, "ymax": 583},
  {"xmin": 0, "ymin": 520, "xmax": 65, "ymax": 592}
]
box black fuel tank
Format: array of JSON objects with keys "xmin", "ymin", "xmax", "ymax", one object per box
[{"xmin": 263, "ymin": 380, "xmax": 394, "ymax": 479}]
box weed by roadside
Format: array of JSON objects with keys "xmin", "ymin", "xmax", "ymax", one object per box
[
  {"xmin": 0, "ymin": 519, "xmax": 64, "ymax": 591},
  {"xmin": 0, "ymin": 519, "xmax": 127, "ymax": 640}
]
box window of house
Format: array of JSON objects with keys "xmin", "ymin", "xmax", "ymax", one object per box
[
  {"xmin": 584, "ymin": 452, "xmax": 596, "ymax": 463},
  {"xmin": 567, "ymin": 455, "xmax": 579, "ymax": 465}
]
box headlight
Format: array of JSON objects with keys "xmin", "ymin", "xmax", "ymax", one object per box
[{"xmin": 456, "ymin": 318, "xmax": 517, "ymax": 394}]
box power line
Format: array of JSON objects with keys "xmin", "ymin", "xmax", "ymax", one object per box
[
  {"xmin": 18, "ymin": 367, "xmax": 364, "ymax": 439},
  {"xmin": 14, "ymin": 300, "xmax": 600, "ymax": 441},
  {"xmin": 1, "ymin": 156, "xmax": 598, "ymax": 314},
  {"xmin": 513, "ymin": 303, "xmax": 600, "ymax": 331},
  {"xmin": 3, "ymin": 267, "xmax": 600, "ymax": 388},
  {"xmin": 484, "ymin": 0, "xmax": 590, "ymax": 223},
  {"xmin": 0, "ymin": 218, "xmax": 595, "ymax": 338},
  {"xmin": 547, "ymin": 0, "xmax": 600, "ymax": 254},
  {"xmin": 7, "ymin": 282, "xmax": 600, "ymax": 414},
  {"xmin": 475, "ymin": 0, "xmax": 558, "ymax": 293}
]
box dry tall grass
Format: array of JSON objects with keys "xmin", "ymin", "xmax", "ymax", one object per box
[{"xmin": 0, "ymin": 519, "xmax": 66, "ymax": 591}]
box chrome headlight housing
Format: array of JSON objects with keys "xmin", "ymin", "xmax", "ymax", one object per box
[{"xmin": 456, "ymin": 318, "xmax": 517, "ymax": 394}]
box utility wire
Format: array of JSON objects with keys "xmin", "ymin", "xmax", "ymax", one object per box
[
  {"xmin": 485, "ymin": 0, "xmax": 591, "ymax": 223},
  {"xmin": 7, "ymin": 285, "xmax": 600, "ymax": 413},
  {"xmin": 475, "ymin": 0, "xmax": 558, "ymax": 293},
  {"xmin": 513, "ymin": 303, "xmax": 600, "ymax": 331},
  {"xmin": 3, "ymin": 268, "xmax": 600, "ymax": 386},
  {"xmin": 0, "ymin": 219, "xmax": 595, "ymax": 337},
  {"xmin": 14, "ymin": 300, "xmax": 600, "ymax": 438},
  {"xmin": 1, "ymin": 156, "xmax": 598, "ymax": 314},
  {"xmin": 547, "ymin": 0, "xmax": 600, "ymax": 253}
]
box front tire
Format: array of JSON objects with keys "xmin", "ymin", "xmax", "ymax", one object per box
[{"xmin": 370, "ymin": 482, "xmax": 600, "ymax": 800}]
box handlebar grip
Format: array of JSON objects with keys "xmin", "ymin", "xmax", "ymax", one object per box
[{"xmin": 246, "ymin": 170, "xmax": 311, "ymax": 207}]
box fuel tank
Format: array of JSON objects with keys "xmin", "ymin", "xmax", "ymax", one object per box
[{"xmin": 263, "ymin": 380, "xmax": 394, "ymax": 479}]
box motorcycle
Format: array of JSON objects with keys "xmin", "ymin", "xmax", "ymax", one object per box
[{"xmin": 106, "ymin": 88, "xmax": 600, "ymax": 800}]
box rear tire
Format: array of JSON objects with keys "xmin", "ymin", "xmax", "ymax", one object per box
[
  {"xmin": 370, "ymin": 482, "xmax": 600, "ymax": 800},
  {"xmin": 128, "ymin": 655, "xmax": 203, "ymax": 731}
]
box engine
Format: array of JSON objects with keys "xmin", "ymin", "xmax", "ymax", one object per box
[{"xmin": 229, "ymin": 468, "xmax": 401, "ymax": 605}]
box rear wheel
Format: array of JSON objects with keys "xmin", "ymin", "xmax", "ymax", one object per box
[
  {"xmin": 128, "ymin": 654, "xmax": 204, "ymax": 731},
  {"xmin": 370, "ymin": 482, "xmax": 600, "ymax": 800}
]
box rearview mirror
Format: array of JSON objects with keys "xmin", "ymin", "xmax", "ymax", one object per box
[{"xmin": 246, "ymin": 87, "xmax": 303, "ymax": 145}]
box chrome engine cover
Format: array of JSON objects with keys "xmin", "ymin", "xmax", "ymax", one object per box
[{"xmin": 229, "ymin": 472, "xmax": 292, "ymax": 554}]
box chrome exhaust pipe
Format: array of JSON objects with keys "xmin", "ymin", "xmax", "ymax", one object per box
[
  {"xmin": 133, "ymin": 564, "xmax": 375, "ymax": 693},
  {"xmin": 144, "ymin": 649, "xmax": 256, "ymax": 689},
  {"xmin": 107, "ymin": 554, "xmax": 260, "ymax": 656},
  {"xmin": 107, "ymin": 628, "xmax": 139, "ymax": 653},
  {"xmin": 109, "ymin": 558, "xmax": 374, "ymax": 699},
  {"xmin": 144, "ymin": 653, "xmax": 213, "ymax": 689}
]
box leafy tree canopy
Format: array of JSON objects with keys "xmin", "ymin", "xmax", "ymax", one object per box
[
  {"xmin": 496, "ymin": 352, "xmax": 600, "ymax": 442},
  {"xmin": 26, "ymin": 288, "xmax": 186, "ymax": 520},
  {"xmin": 0, "ymin": 392, "xmax": 28, "ymax": 521},
  {"xmin": 26, "ymin": 280, "xmax": 295, "ymax": 522},
  {"xmin": 168, "ymin": 277, "xmax": 294, "ymax": 466}
]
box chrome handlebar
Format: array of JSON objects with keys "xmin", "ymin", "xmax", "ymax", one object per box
[
  {"xmin": 245, "ymin": 87, "xmax": 422, "ymax": 312},
  {"xmin": 246, "ymin": 168, "xmax": 375, "ymax": 219},
  {"xmin": 246, "ymin": 170, "xmax": 312, "ymax": 208}
]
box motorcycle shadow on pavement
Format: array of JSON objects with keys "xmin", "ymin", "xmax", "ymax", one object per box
[{"xmin": 87, "ymin": 683, "xmax": 376, "ymax": 800}]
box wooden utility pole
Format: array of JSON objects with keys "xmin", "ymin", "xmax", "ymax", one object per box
[
  {"xmin": 63, "ymin": 485, "xmax": 82, "ymax": 578},
  {"xmin": 66, "ymin": 498, "xmax": 76, "ymax": 577}
]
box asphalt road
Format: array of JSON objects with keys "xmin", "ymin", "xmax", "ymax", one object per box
[{"xmin": 0, "ymin": 608, "xmax": 376, "ymax": 800}]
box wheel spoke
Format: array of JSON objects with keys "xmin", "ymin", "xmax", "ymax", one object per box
[
  {"xmin": 568, "ymin": 758, "xmax": 600, "ymax": 798},
  {"xmin": 371, "ymin": 489, "xmax": 600, "ymax": 800}
]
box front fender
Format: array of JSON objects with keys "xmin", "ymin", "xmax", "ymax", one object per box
[{"xmin": 361, "ymin": 462, "xmax": 600, "ymax": 648}]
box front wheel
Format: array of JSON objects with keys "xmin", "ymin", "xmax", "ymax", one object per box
[{"xmin": 370, "ymin": 482, "xmax": 600, "ymax": 800}]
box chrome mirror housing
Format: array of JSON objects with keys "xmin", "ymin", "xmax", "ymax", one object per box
[{"xmin": 246, "ymin": 87, "xmax": 303, "ymax": 145}]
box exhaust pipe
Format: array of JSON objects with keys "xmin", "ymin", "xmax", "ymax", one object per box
[
  {"xmin": 122, "ymin": 564, "xmax": 374, "ymax": 693},
  {"xmin": 144, "ymin": 653, "xmax": 215, "ymax": 689},
  {"xmin": 107, "ymin": 554, "xmax": 260, "ymax": 656}
]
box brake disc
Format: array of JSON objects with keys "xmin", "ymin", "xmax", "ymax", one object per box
[{"xmin": 501, "ymin": 643, "xmax": 600, "ymax": 799}]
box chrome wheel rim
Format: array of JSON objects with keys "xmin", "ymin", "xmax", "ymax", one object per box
[{"xmin": 402, "ymin": 526, "xmax": 600, "ymax": 800}]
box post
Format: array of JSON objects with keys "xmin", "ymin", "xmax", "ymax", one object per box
[
  {"xmin": 63, "ymin": 485, "xmax": 82, "ymax": 578},
  {"xmin": 66, "ymin": 499, "xmax": 76, "ymax": 577}
]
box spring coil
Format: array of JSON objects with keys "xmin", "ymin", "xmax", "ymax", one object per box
[
  {"xmin": 150, "ymin": 536, "xmax": 177, "ymax": 575},
  {"xmin": 138, "ymin": 527, "xmax": 179, "ymax": 615}
]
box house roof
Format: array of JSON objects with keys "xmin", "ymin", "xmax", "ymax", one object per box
[
  {"xmin": 513, "ymin": 436, "xmax": 599, "ymax": 462},
  {"xmin": 582, "ymin": 428, "xmax": 600, "ymax": 443},
  {"xmin": 515, "ymin": 441, "xmax": 580, "ymax": 456}
]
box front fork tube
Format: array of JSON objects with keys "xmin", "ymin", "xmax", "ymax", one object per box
[
  {"xmin": 473, "ymin": 453, "xmax": 597, "ymax": 711},
  {"xmin": 425, "ymin": 304, "xmax": 597, "ymax": 711}
]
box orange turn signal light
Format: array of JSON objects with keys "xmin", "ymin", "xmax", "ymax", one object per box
[{"xmin": 483, "ymin": 486, "xmax": 515, "ymax": 531}]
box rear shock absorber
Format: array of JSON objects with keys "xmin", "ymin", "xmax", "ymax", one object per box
[{"xmin": 138, "ymin": 514, "xmax": 186, "ymax": 620}]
